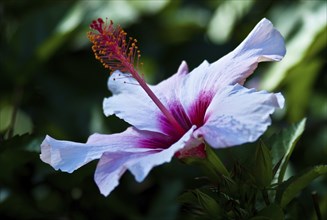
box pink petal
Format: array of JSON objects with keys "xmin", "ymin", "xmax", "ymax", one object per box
[
  {"xmin": 129, "ymin": 125, "xmax": 197, "ymax": 181},
  {"xmin": 94, "ymin": 126, "xmax": 196, "ymax": 196},
  {"xmin": 194, "ymin": 84, "xmax": 284, "ymax": 148}
]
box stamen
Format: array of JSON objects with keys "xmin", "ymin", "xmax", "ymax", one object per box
[
  {"xmin": 88, "ymin": 18, "xmax": 185, "ymax": 136},
  {"xmin": 88, "ymin": 18, "xmax": 141, "ymax": 73}
]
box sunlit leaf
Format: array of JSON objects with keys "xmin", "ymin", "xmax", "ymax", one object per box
[
  {"xmin": 160, "ymin": 6, "xmax": 210, "ymax": 43},
  {"xmin": 0, "ymin": 105, "xmax": 12, "ymax": 133},
  {"xmin": 129, "ymin": 0, "xmax": 169, "ymax": 14},
  {"xmin": 261, "ymin": 1, "xmax": 326, "ymax": 90},
  {"xmin": 76, "ymin": 0, "xmax": 139, "ymax": 27},
  {"xmin": 207, "ymin": 0, "xmax": 254, "ymax": 44},
  {"xmin": 275, "ymin": 165, "xmax": 327, "ymax": 208},
  {"xmin": 284, "ymin": 59, "xmax": 322, "ymax": 122}
]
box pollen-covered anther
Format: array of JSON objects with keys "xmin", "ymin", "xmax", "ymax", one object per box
[{"xmin": 88, "ymin": 18, "xmax": 141, "ymax": 74}]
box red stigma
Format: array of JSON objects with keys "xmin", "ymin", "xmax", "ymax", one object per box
[{"xmin": 87, "ymin": 18, "xmax": 142, "ymax": 74}]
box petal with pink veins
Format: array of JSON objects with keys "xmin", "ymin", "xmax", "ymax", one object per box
[
  {"xmin": 103, "ymin": 62, "xmax": 190, "ymax": 134},
  {"xmin": 194, "ymin": 84, "xmax": 284, "ymax": 148},
  {"xmin": 94, "ymin": 126, "xmax": 196, "ymax": 196}
]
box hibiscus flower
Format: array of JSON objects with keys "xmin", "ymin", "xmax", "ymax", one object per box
[{"xmin": 40, "ymin": 18, "xmax": 286, "ymax": 196}]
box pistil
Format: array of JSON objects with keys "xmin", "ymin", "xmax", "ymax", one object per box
[{"xmin": 88, "ymin": 18, "xmax": 185, "ymax": 136}]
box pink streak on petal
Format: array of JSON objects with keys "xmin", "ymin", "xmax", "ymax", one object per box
[
  {"xmin": 195, "ymin": 84, "xmax": 284, "ymax": 148},
  {"xmin": 94, "ymin": 126, "xmax": 197, "ymax": 196},
  {"xmin": 159, "ymin": 101, "xmax": 191, "ymax": 139},
  {"xmin": 103, "ymin": 62, "xmax": 190, "ymax": 136},
  {"xmin": 129, "ymin": 125, "xmax": 197, "ymax": 181},
  {"xmin": 187, "ymin": 90, "xmax": 215, "ymax": 128}
]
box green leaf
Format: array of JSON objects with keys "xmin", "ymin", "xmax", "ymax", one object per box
[
  {"xmin": 178, "ymin": 190, "xmax": 198, "ymax": 205},
  {"xmin": 0, "ymin": 104, "xmax": 33, "ymax": 138},
  {"xmin": 261, "ymin": 1, "xmax": 327, "ymax": 91},
  {"xmin": 2, "ymin": 2, "xmax": 75, "ymax": 83},
  {"xmin": 206, "ymin": 146, "xmax": 230, "ymax": 178},
  {"xmin": 195, "ymin": 189, "xmax": 223, "ymax": 218},
  {"xmin": 179, "ymin": 189, "xmax": 224, "ymax": 219},
  {"xmin": 181, "ymin": 146, "xmax": 230, "ymax": 182},
  {"xmin": 207, "ymin": 0, "xmax": 254, "ymax": 43},
  {"xmin": 252, "ymin": 141, "xmax": 273, "ymax": 188},
  {"xmin": 284, "ymin": 59, "xmax": 322, "ymax": 122},
  {"xmin": 251, "ymin": 204, "xmax": 284, "ymax": 220},
  {"xmin": 275, "ymin": 165, "xmax": 327, "ymax": 208},
  {"xmin": 0, "ymin": 105, "xmax": 13, "ymax": 133},
  {"xmin": 269, "ymin": 118, "xmax": 306, "ymax": 183}
]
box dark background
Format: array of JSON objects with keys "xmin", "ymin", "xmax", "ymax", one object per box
[{"xmin": 0, "ymin": 0, "xmax": 326, "ymax": 219}]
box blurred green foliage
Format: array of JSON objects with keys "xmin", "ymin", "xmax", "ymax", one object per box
[{"xmin": 0, "ymin": 0, "xmax": 326, "ymax": 219}]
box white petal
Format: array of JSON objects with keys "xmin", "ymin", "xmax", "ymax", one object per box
[
  {"xmin": 209, "ymin": 18, "xmax": 286, "ymax": 86},
  {"xmin": 40, "ymin": 135, "xmax": 108, "ymax": 173},
  {"xmin": 194, "ymin": 84, "xmax": 284, "ymax": 148},
  {"xmin": 40, "ymin": 128, "xmax": 150, "ymax": 173},
  {"xmin": 152, "ymin": 61, "xmax": 189, "ymax": 100},
  {"xmin": 180, "ymin": 18, "xmax": 285, "ymax": 110},
  {"xmin": 94, "ymin": 150, "xmax": 152, "ymax": 196},
  {"xmin": 103, "ymin": 71, "xmax": 163, "ymax": 133},
  {"xmin": 103, "ymin": 63, "xmax": 190, "ymax": 134},
  {"xmin": 94, "ymin": 126, "xmax": 196, "ymax": 196}
]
